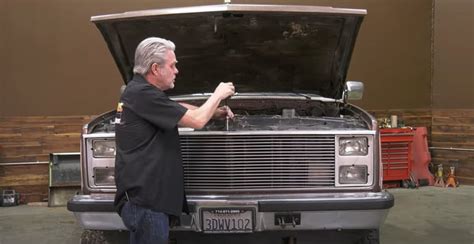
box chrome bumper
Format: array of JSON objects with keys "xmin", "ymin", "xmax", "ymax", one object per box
[{"xmin": 68, "ymin": 191, "xmax": 394, "ymax": 231}]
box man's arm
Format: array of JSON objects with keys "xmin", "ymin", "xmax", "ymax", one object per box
[
  {"xmin": 178, "ymin": 82, "xmax": 234, "ymax": 129},
  {"xmin": 179, "ymin": 103, "xmax": 234, "ymax": 120},
  {"xmin": 179, "ymin": 103, "xmax": 198, "ymax": 110}
]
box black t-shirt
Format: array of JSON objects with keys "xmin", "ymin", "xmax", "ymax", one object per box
[{"xmin": 114, "ymin": 74, "xmax": 188, "ymax": 217}]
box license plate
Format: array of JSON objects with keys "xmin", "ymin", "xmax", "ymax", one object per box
[{"xmin": 201, "ymin": 208, "xmax": 254, "ymax": 233}]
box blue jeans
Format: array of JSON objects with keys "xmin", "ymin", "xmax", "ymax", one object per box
[{"xmin": 120, "ymin": 201, "xmax": 169, "ymax": 244}]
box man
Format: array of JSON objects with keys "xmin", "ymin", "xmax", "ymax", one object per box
[{"xmin": 114, "ymin": 37, "xmax": 235, "ymax": 244}]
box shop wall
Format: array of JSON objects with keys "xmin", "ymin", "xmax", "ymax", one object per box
[
  {"xmin": 0, "ymin": 0, "xmax": 433, "ymax": 117},
  {"xmin": 431, "ymin": 0, "xmax": 474, "ymax": 184}
]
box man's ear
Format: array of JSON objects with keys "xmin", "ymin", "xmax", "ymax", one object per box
[{"xmin": 151, "ymin": 63, "xmax": 160, "ymax": 76}]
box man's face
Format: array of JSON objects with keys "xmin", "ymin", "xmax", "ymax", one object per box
[{"xmin": 156, "ymin": 50, "xmax": 179, "ymax": 90}]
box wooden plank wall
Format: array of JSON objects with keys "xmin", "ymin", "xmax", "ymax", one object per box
[
  {"xmin": 0, "ymin": 116, "xmax": 92, "ymax": 202},
  {"xmin": 370, "ymin": 109, "xmax": 474, "ymax": 185},
  {"xmin": 430, "ymin": 109, "xmax": 474, "ymax": 185},
  {"xmin": 0, "ymin": 116, "xmax": 92, "ymax": 163},
  {"xmin": 368, "ymin": 109, "xmax": 433, "ymax": 137},
  {"xmin": 0, "ymin": 164, "xmax": 49, "ymax": 203}
]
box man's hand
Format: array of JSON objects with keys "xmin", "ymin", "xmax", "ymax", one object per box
[
  {"xmin": 214, "ymin": 82, "xmax": 235, "ymax": 100},
  {"xmin": 179, "ymin": 82, "xmax": 235, "ymax": 129},
  {"xmin": 214, "ymin": 105, "xmax": 235, "ymax": 120}
]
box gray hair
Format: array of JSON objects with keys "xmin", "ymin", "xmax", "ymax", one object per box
[{"xmin": 133, "ymin": 37, "xmax": 176, "ymax": 76}]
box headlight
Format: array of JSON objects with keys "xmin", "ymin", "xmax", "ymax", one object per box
[
  {"xmin": 339, "ymin": 165, "xmax": 368, "ymax": 184},
  {"xmin": 92, "ymin": 140, "xmax": 116, "ymax": 158},
  {"xmin": 339, "ymin": 137, "xmax": 368, "ymax": 156},
  {"xmin": 94, "ymin": 167, "xmax": 115, "ymax": 186}
]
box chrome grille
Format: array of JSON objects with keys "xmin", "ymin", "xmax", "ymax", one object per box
[{"xmin": 180, "ymin": 134, "xmax": 335, "ymax": 191}]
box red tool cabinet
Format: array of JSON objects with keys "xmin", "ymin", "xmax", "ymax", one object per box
[{"xmin": 380, "ymin": 128, "xmax": 415, "ymax": 183}]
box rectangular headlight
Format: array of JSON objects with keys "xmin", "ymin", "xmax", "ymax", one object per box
[
  {"xmin": 92, "ymin": 140, "xmax": 116, "ymax": 158},
  {"xmin": 94, "ymin": 167, "xmax": 115, "ymax": 186},
  {"xmin": 339, "ymin": 137, "xmax": 368, "ymax": 156},
  {"xmin": 339, "ymin": 165, "xmax": 368, "ymax": 184}
]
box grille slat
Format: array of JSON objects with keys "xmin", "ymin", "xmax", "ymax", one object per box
[
  {"xmin": 183, "ymin": 157, "xmax": 334, "ymax": 161},
  {"xmin": 181, "ymin": 134, "xmax": 336, "ymax": 192},
  {"xmin": 184, "ymin": 166, "xmax": 335, "ymax": 170},
  {"xmin": 184, "ymin": 164, "xmax": 333, "ymax": 167},
  {"xmin": 184, "ymin": 153, "xmax": 334, "ymax": 155}
]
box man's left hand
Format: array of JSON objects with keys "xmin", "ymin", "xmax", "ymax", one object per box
[{"xmin": 214, "ymin": 106, "xmax": 234, "ymax": 120}]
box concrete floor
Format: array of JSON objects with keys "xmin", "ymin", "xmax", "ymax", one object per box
[{"xmin": 0, "ymin": 186, "xmax": 473, "ymax": 244}]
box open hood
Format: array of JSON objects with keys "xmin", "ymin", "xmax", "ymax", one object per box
[{"xmin": 91, "ymin": 4, "xmax": 366, "ymax": 99}]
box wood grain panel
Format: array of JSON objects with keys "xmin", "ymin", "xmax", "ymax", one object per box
[
  {"xmin": 369, "ymin": 109, "xmax": 432, "ymax": 143},
  {"xmin": 0, "ymin": 116, "xmax": 93, "ymax": 202},
  {"xmin": 0, "ymin": 164, "xmax": 49, "ymax": 203},
  {"xmin": 369, "ymin": 109, "xmax": 432, "ymax": 128},
  {"xmin": 431, "ymin": 109, "xmax": 474, "ymax": 185},
  {"xmin": 0, "ymin": 116, "xmax": 93, "ymax": 163}
]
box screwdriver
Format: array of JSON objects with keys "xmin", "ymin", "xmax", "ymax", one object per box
[{"xmin": 225, "ymin": 98, "xmax": 230, "ymax": 131}]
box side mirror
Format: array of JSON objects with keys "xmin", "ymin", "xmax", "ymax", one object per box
[{"xmin": 344, "ymin": 81, "xmax": 364, "ymax": 101}]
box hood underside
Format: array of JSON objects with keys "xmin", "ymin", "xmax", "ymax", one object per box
[{"xmin": 91, "ymin": 4, "xmax": 366, "ymax": 99}]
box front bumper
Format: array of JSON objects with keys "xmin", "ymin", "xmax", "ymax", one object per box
[{"xmin": 67, "ymin": 191, "xmax": 394, "ymax": 231}]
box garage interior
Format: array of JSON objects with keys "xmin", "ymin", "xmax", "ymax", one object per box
[{"xmin": 0, "ymin": 0, "xmax": 473, "ymax": 244}]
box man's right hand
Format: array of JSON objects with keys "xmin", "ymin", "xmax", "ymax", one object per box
[
  {"xmin": 214, "ymin": 82, "xmax": 235, "ymax": 100},
  {"xmin": 179, "ymin": 82, "xmax": 235, "ymax": 129}
]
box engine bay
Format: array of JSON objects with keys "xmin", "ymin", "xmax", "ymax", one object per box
[{"xmin": 89, "ymin": 99, "xmax": 369, "ymax": 133}]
